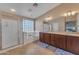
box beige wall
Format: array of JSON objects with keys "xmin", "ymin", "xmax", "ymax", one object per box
[
  {"xmin": 77, "ymin": 13, "xmax": 79, "ymax": 32},
  {"xmin": 35, "ymin": 19, "xmax": 44, "ymax": 32},
  {"xmin": 0, "ymin": 19, "xmax": 2, "ymax": 49}
]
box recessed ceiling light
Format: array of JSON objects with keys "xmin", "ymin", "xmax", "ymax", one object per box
[
  {"xmin": 10, "ymin": 9, "xmax": 16, "ymax": 12},
  {"xmin": 33, "ymin": 3, "xmax": 38, "ymax": 7}
]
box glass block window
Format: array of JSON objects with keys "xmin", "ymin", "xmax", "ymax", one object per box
[{"xmin": 23, "ymin": 19, "xmax": 34, "ymax": 32}]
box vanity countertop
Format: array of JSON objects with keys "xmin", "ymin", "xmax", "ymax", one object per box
[{"xmin": 42, "ymin": 32, "xmax": 79, "ymax": 37}]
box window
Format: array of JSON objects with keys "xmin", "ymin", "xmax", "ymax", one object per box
[{"xmin": 23, "ymin": 19, "xmax": 34, "ymax": 32}]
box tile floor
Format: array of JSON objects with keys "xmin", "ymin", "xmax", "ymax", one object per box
[{"xmin": 0, "ymin": 40, "xmax": 75, "ymax": 55}]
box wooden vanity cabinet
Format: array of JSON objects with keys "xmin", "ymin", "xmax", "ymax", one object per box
[
  {"xmin": 39, "ymin": 32, "xmax": 79, "ymax": 54},
  {"xmin": 44, "ymin": 33, "xmax": 51, "ymax": 44},
  {"xmin": 39, "ymin": 32, "xmax": 51, "ymax": 44},
  {"xmin": 54, "ymin": 34, "xmax": 66, "ymax": 49},
  {"xmin": 66, "ymin": 36, "xmax": 79, "ymax": 54},
  {"xmin": 50, "ymin": 34, "xmax": 55, "ymax": 46},
  {"xmin": 39, "ymin": 32, "xmax": 44, "ymax": 42}
]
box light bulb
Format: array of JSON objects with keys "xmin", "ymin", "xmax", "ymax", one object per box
[
  {"xmin": 45, "ymin": 16, "xmax": 53, "ymax": 21},
  {"xmin": 72, "ymin": 11, "xmax": 77, "ymax": 15},
  {"xmin": 67, "ymin": 12, "xmax": 71, "ymax": 16},
  {"xmin": 64, "ymin": 13, "xmax": 67, "ymax": 16}
]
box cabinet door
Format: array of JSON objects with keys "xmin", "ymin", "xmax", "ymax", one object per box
[
  {"xmin": 39, "ymin": 32, "xmax": 44, "ymax": 42},
  {"xmin": 66, "ymin": 36, "xmax": 79, "ymax": 54},
  {"xmin": 44, "ymin": 33, "xmax": 51, "ymax": 44},
  {"xmin": 55, "ymin": 34, "xmax": 66, "ymax": 49},
  {"xmin": 50, "ymin": 34, "xmax": 55, "ymax": 46}
]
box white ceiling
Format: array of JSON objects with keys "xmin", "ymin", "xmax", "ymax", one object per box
[{"xmin": 0, "ymin": 3, "xmax": 60, "ymax": 18}]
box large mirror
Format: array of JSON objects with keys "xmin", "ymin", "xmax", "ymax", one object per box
[
  {"xmin": 43, "ymin": 13, "xmax": 78, "ymax": 33},
  {"xmin": 43, "ymin": 22, "xmax": 51, "ymax": 32},
  {"xmin": 65, "ymin": 14, "xmax": 77, "ymax": 32},
  {"xmin": 49, "ymin": 17, "xmax": 65, "ymax": 32}
]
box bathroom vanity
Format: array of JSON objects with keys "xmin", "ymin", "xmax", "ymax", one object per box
[{"xmin": 39, "ymin": 32, "xmax": 79, "ymax": 54}]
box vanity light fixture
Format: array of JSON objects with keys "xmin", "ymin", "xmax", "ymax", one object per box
[
  {"xmin": 67, "ymin": 11, "xmax": 71, "ymax": 16},
  {"xmin": 71, "ymin": 11, "xmax": 77, "ymax": 15},
  {"xmin": 45, "ymin": 16, "xmax": 53, "ymax": 21},
  {"xmin": 63, "ymin": 10, "xmax": 77, "ymax": 17}
]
